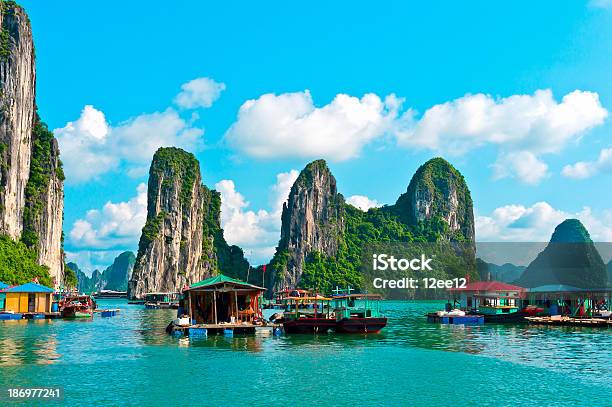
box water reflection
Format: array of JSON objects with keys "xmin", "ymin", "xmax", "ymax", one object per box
[{"xmin": 0, "ymin": 299, "xmax": 610, "ymax": 386}]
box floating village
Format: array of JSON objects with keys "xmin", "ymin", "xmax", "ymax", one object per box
[{"xmin": 2, "ymin": 274, "xmax": 611, "ymax": 338}]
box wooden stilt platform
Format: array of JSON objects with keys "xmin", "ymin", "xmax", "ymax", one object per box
[{"xmin": 526, "ymin": 316, "xmax": 611, "ymax": 327}]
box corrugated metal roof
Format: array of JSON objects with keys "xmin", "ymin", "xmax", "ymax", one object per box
[
  {"xmin": 0, "ymin": 281, "xmax": 8, "ymax": 290},
  {"xmin": 528, "ymin": 284, "xmax": 591, "ymax": 293},
  {"xmin": 3, "ymin": 282, "xmax": 54, "ymax": 293}
]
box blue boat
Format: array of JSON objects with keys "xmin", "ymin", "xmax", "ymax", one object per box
[{"xmin": 427, "ymin": 312, "xmax": 484, "ymax": 325}]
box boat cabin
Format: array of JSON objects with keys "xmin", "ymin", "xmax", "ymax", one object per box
[
  {"xmin": 331, "ymin": 294, "xmax": 383, "ymax": 320},
  {"xmin": 450, "ymin": 281, "xmax": 526, "ymax": 316},
  {"xmin": 184, "ymin": 274, "xmax": 265, "ymax": 325},
  {"xmin": 1, "ymin": 282, "xmax": 54, "ymax": 314}
]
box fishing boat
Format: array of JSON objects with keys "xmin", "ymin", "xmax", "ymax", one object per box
[
  {"xmin": 265, "ymin": 288, "xmax": 312, "ymax": 309},
  {"xmin": 281, "ymin": 288, "xmax": 387, "ymax": 334},
  {"xmin": 281, "ymin": 294, "xmax": 336, "ymax": 334},
  {"xmin": 144, "ymin": 292, "xmax": 179, "ymax": 309},
  {"xmin": 61, "ymin": 295, "xmax": 95, "ymax": 318},
  {"xmin": 331, "ymin": 292, "xmax": 387, "ymax": 333}
]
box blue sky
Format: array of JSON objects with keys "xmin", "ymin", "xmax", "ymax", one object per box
[{"xmin": 20, "ymin": 0, "xmax": 612, "ymax": 272}]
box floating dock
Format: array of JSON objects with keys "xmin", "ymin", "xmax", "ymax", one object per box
[
  {"xmin": 525, "ymin": 316, "xmax": 611, "ymax": 327},
  {"xmin": 427, "ymin": 313, "xmax": 484, "ymax": 325},
  {"xmin": 94, "ymin": 309, "xmax": 120, "ymax": 317},
  {"xmin": 168, "ymin": 323, "xmax": 283, "ymax": 337}
]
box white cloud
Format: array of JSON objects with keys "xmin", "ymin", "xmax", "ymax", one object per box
[
  {"xmin": 224, "ymin": 89, "xmax": 606, "ymax": 185},
  {"xmin": 476, "ymin": 201, "xmax": 612, "ymax": 242},
  {"xmin": 492, "ymin": 151, "xmax": 549, "ymax": 185},
  {"xmin": 174, "ymin": 77, "xmax": 226, "ymax": 109},
  {"xmin": 55, "ymin": 106, "xmax": 204, "ymax": 183},
  {"xmin": 225, "ymin": 90, "xmax": 400, "ymax": 161},
  {"xmin": 395, "ymin": 90, "xmax": 607, "ymax": 154},
  {"xmin": 69, "ymin": 183, "xmax": 148, "ymax": 250},
  {"xmin": 562, "ymin": 148, "xmax": 612, "ymax": 179},
  {"xmin": 346, "ymin": 195, "xmax": 381, "ymax": 211},
  {"xmin": 590, "ymin": 0, "xmax": 612, "ymax": 9},
  {"xmin": 394, "ymin": 89, "xmax": 607, "ymax": 184},
  {"xmin": 216, "ymin": 170, "xmax": 299, "ymax": 264}
]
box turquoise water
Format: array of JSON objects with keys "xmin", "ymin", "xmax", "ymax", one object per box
[{"xmin": 0, "ymin": 300, "xmax": 610, "ymax": 406}]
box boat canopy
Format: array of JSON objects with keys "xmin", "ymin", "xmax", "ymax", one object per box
[
  {"xmin": 332, "ymin": 294, "xmax": 382, "ymax": 300},
  {"xmin": 286, "ymin": 295, "xmax": 331, "ymax": 301}
]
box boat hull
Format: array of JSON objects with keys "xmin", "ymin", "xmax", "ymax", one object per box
[
  {"xmin": 283, "ymin": 318, "xmax": 336, "ymax": 334},
  {"xmin": 334, "ymin": 317, "xmax": 387, "ymax": 333},
  {"xmin": 479, "ymin": 311, "xmax": 528, "ymax": 323},
  {"xmin": 62, "ymin": 309, "xmax": 93, "ymax": 318}
]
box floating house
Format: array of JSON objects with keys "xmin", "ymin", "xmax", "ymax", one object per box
[
  {"xmin": 2, "ymin": 282, "xmax": 54, "ymax": 314},
  {"xmin": 449, "ymin": 281, "xmax": 530, "ymax": 322},
  {"xmin": 183, "ymin": 274, "xmax": 265, "ymax": 333},
  {"xmin": 451, "ymin": 281, "xmax": 525, "ymax": 312},
  {"xmin": 525, "ymin": 285, "xmax": 612, "ymax": 317}
]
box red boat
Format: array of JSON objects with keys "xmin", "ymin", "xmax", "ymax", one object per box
[
  {"xmin": 332, "ymin": 293, "xmax": 387, "ymax": 333},
  {"xmin": 281, "ymin": 291, "xmax": 388, "ymax": 334},
  {"xmin": 60, "ymin": 295, "xmax": 96, "ymax": 318},
  {"xmin": 281, "ymin": 294, "xmax": 335, "ymax": 333}
]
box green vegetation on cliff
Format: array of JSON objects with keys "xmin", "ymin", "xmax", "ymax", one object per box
[
  {"xmin": 0, "ymin": 234, "xmax": 52, "ymax": 286},
  {"xmin": 201, "ymin": 187, "xmax": 250, "ymax": 280},
  {"xmin": 22, "ymin": 115, "xmax": 64, "ymax": 248},
  {"xmin": 64, "ymin": 263, "xmax": 77, "ymax": 289},
  {"xmin": 137, "ymin": 211, "xmax": 166, "ymax": 260},
  {"xmin": 150, "ymin": 147, "xmax": 199, "ymax": 208},
  {"xmin": 395, "ymin": 157, "xmax": 474, "ymax": 243},
  {"xmin": 518, "ymin": 219, "xmax": 608, "ymax": 289},
  {"xmin": 269, "ymin": 157, "xmax": 477, "ymax": 296}
]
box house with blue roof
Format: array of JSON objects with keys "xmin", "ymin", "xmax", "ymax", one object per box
[{"xmin": 2, "ymin": 282, "xmax": 54, "ymax": 314}]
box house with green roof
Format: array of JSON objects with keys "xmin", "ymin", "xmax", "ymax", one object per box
[{"xmin": 184, "ymin": 274, "xmax": 265, "ymax": 327}]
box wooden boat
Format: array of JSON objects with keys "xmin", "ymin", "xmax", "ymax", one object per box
[
  {"xmin": 281, "ymin": 294, "xmax": 336, "ymax": 334},
  {"xmin": 281, "ymin": 289, "xmax": 388, "ymax": 334},
  {"xmin": 143, "ymin": 292, "xmax": 179, "ymax": 309},
  {"xmin": 265, "ymin": 289, "xmax": 312, "ymax": 310},
  {"xmin": 61, "ymin": 295, "xmax": 95, "ymax": 318},
  {"xmin": 331, "ymin": 292, "xmax": 387, "ymax": 333},
  {"xmin": 93, "ymin": 290, "xmax": 127, "ymax": 299}
]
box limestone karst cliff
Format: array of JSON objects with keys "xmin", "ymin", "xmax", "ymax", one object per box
[
  {"xmin": 394, "ymin": 157, "xmax": 475, "ymax": 243},
  {"xmin": 268, "ymin": 157, "xmax": 476, "ymax": 293},
  {"xmin": 128, "ymin": 147, "xmax": 248, "ymax": 299},
  {"xmin": 272, "ymin": 160, "xmax": 345, "ymax": 290},
  {"xmin": 517, "ymin": 219, "xmax": 608, "ymax": 289},
  {"xmin": 0, "ymin": 1, "xmax": 64, "ymax": 286}
]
